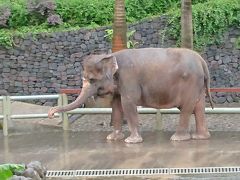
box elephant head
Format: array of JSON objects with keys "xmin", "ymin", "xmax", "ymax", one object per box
[{"xmin": 48, "ymin": 54, "xmax": 118, "ymax": 118}]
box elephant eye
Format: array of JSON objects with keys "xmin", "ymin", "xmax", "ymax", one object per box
[{"xmin": 89, "ymin": 78, "xmax": 97, "ymax": 84}]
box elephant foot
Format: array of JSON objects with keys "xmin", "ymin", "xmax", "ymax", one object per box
[
  {"xmin": 170, "ymin": 132, "xmax": 191, "ymax": 141},
  {"xmin": 125, "ymin": 134, "xmax": 143, "ymax": 144},
  {"xmin": 191, "ymin": 131, "xmax": 211, "ymax": 140},
  {"xmin": 106, "ymin": 130, "xmax": 125, "ymax": 141}
]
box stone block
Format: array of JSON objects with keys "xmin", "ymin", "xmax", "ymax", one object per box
[
  {"xmin": 226, "ymin": 96, "xmax": 234, "ymax": 103},
  {"xmin": 215, "ymin": 96, "xmax": 226, "ymax": 104},
  {"xmin": 223, "ymin": 56, "xmax": 232, "ymax": 64},
  {"xmin": 233, "ymin": 63, "xmax": 238, "ymax": 68},
  {"xmin": 15, "ymin": 81, "xmax": 22, "ymax": 87},
  {"xmin": 215, "ymin": 55, "xmax": 220, "ymax": 60},
  {"xmin": 3, "ymin": 68, "xmax": 10, "ymax": 73},
  {"xmin": 80, "ymin": 44, "xmax": 87, "ymax": 49},
  {"xmin": 134, "ymin": 32, "xmax": 142, "ymax": 41}
]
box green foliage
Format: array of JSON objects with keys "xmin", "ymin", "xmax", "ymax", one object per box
[
  {"xmin": 125, "ymin": 0, "xmax": 207, "ymax": 22},
  {"xmin": 235, "ymin": 37, "xmax": 240, "ymax": 49},
  {"xmin": 167, "ymin": 0, "xmax": 240, "ymax": 50},
  {"xmin": 0, "ymin": 30, "xmax": 14, "ymax": 48},
  {"xmin": 55, "ymin": 0, "xmax": 114, "ymax": 27},
  {"xmin": 104, "ymin": 29, "xmax": 113, "ymax": 41},
  {"xmin": 0, "ymin": 0, "xmax": 208, "ymax": 29},
  {"xmin": 0, "ymin": 0, "xmax": 238, "ymax": 49},
  {"xmin": 127, "ymin": 30, "xmax": 138, "ymax": 48},
  {"xmin": 104, "ymin": 29, "xmax": 138, "ymax": 48},
  {"xmin": 11, "ymin": 1, "xmax": 29, "ymax": 27},
  {"xmin": 0, "ymin": 23, "xmax": 82, "ymax": 48},
  {"xmin": 126, "ymin": 0, "xmax": 175, "ymax": 22},
  {"xmin": 0, "ymin": 164, "xmax": 25, "ymax": 180},
  {"xmin": 2, "ymin": 0, "xmax": 30, "ymax": 28}
]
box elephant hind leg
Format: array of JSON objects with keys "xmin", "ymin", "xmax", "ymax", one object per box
[
  {"xmin": 192, "ymin": 94, "xmax": 210, "ymax": 140},
  {"xmin": 171, "ymin": 107, "xmax": 192, "ymax": 141},
  {"xmin": 121, "ymin": 96, "xmax": 143, "ymax": 144},
  {"xmin": 171, "ymin": 113, "xmax": 191, "ymax": 141}
]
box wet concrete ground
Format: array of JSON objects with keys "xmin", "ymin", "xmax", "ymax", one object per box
[
  {"xmin": 0, "ymin": 131, "xmax": 240, "ymax": 179},
  {"xmin": 0, "ymin": 102, "xmax": 240, "ymax": 179}
]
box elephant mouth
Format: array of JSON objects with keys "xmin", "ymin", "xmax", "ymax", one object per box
[
  {"xmin": 96, "ymin": 84, "xmax": 116, "ymax": 97},
  {"xmin": 97, "ymin": 91, "xmax": 113, "ymax": 97}
]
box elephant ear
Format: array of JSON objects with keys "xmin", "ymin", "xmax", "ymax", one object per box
[{"xmin": 98, "ymin": 54, "xmax": 118, "ymax": 79}]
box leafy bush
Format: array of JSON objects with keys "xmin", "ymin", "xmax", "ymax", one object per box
[
  {"xmin": 0, "ymin": 5, "xmax": 11, "ymax": 27},
  {"xmin": 125, "ymin": 0, "xmax": 211, "ymax": 22},
  {"xmin": 0, "ymin": 0, "xmax": 208, "ymax": 29},
  {"xmin": 0, "ymin": 0, "xmax": 62, "ymax": 28},
  {"xmin": 0, "ymin": 164, "xmax": 25, "ymax": 180},
  {"xmin": 0, "ymin": 0, "xmax": 238, "ymax": 49},
  {"xmin": 167, "ymin": 0, "xmax": 240, "ymax": 50},
  {"xmin": 27, "ymin": 0, "xmax": 62, "ymax": 25},
  {"xmin": 55, "ymin": 0, "xmax": 114, "ymax": 27},
  {"xmin": 235, "ymin": 37, "xmax": 240, "ymax": 49},
  {"xmin": 0, "ymin": 30, "xmax": 14, "ymax": 47},
  {"xmin": 27, "ymin": 0, "xmax": 56, "ymax": 16},
  {"xmin": 0, "ymin": 0, "xmax": 30, "ymax": 29},
  {"xmin": 47, "ymin": 14, "xmax": 62, "ymax": 25}
]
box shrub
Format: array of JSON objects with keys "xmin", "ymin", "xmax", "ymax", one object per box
[
  {"xmin": 0, "ymin": 0, "xmax": 210, "ymax": 28},
  {"xmin": 55, "ymin": 0, "xmax": 114, "ymax": 27},
  {"xmin": 47, "ymin": 14, "xmax": 62, "ymax": 25},
  {"xmin": 27, "ymin": 0, "xmax": 56, "ymax": 16},
  {"xmin": 0, "ymin": 5, "xmax": 11, "ymax": 27},
  {"xmin": 167, "ymin": 0, "xmax": 240, "ymax": 50},
  {"xmin": 0, "ymin": 0, "xmax": 238, "ymax": 49},
  {"xmin": 7, "ymin": 0, "xmax": 30, "ymax": 28},
  {"xmin": 27, "ymin": 0, "xmax": 62, "ymax": 26}
]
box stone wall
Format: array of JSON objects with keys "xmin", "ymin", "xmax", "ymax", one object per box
[
  {"xmin": 0, "ymin": 27, "xmax": 111, "ymax": 97},
  {"xmin": 0, "ymin": 16, "xmax": 239, "ymax": 104},
  {"xmin": 202, "ymin": 28, "xmax": 240, "ymax": 103}
]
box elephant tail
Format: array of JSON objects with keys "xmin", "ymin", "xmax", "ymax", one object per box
[{"xmin": 202, "ymin": 59, "xmax": 214, "ymax": 109}]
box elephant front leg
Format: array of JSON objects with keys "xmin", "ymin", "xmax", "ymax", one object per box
[
  {"xmin": 106, "ymin": 94, "xmax": 125, "ymax": 141},
  {"xmin": 121, "ymin": 96, "xmax": 143, "ymax": 143}
]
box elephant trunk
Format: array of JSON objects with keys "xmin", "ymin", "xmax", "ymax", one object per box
[
  {"xmin": 48, "ymin": 79, "xmax": 96, "ymax": 118},
  {"xmin": 60, "ymin": 80, "xmax": 96, "ymax": 112}
]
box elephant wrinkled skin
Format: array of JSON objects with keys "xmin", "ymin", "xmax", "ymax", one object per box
[{"xmin": 48, "ymin": 48, "xmax": 214, "ymax": 144}]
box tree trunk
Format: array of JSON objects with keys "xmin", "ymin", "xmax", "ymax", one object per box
[
  {"xmin": 181, "ymin": 0, "xmax": 193, "ymax": 49},
  {"xmin": 112, "ymin": 0, "xmax": 127, "ymax": 52}
]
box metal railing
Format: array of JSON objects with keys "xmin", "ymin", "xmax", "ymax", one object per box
[
  {"xmin": 0, "ymin": 95, "xmax": 60, "ymax": 136},
  {"xmin": 1, "ymin": 93, "xmax": 240, "ymax": 136}
]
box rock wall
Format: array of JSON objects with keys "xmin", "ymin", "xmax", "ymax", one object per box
[
  {"xmin": 202, "ymin": 28, "xmax": 240, "ymax": 103},
  {"xmin": 0, "ymin": 27, "xmax": 111, "ymax": 97},
  {"xmin": 0, "ymin": 16, "xmax": 239, "ymax": 104}
]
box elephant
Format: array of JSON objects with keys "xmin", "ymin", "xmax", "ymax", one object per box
[{"xmin": 48, "ymin": 48, "xmax": 214, "ymax": 144}]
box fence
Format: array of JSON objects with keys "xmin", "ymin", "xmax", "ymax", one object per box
[{"xmin": 1, "ymin": 88, "xmax": 240, "ymax": 136}]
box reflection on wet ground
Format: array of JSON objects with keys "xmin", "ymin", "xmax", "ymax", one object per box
[{"xmin": 0, "ymin": 131, "xmax": 239, "ymax": 172}]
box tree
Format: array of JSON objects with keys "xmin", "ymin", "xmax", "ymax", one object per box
[
  {"xmin": 112, "ymin": 0, "xmax": 127, "ymax": 52},
  {"xmin": 181, "ymin": 0, "xmax": 193, "ymax": 49}
]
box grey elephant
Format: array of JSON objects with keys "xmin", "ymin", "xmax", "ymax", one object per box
[{"xmin": 48, "ymin": 48, "xmax": 214, "ymax": 143}]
